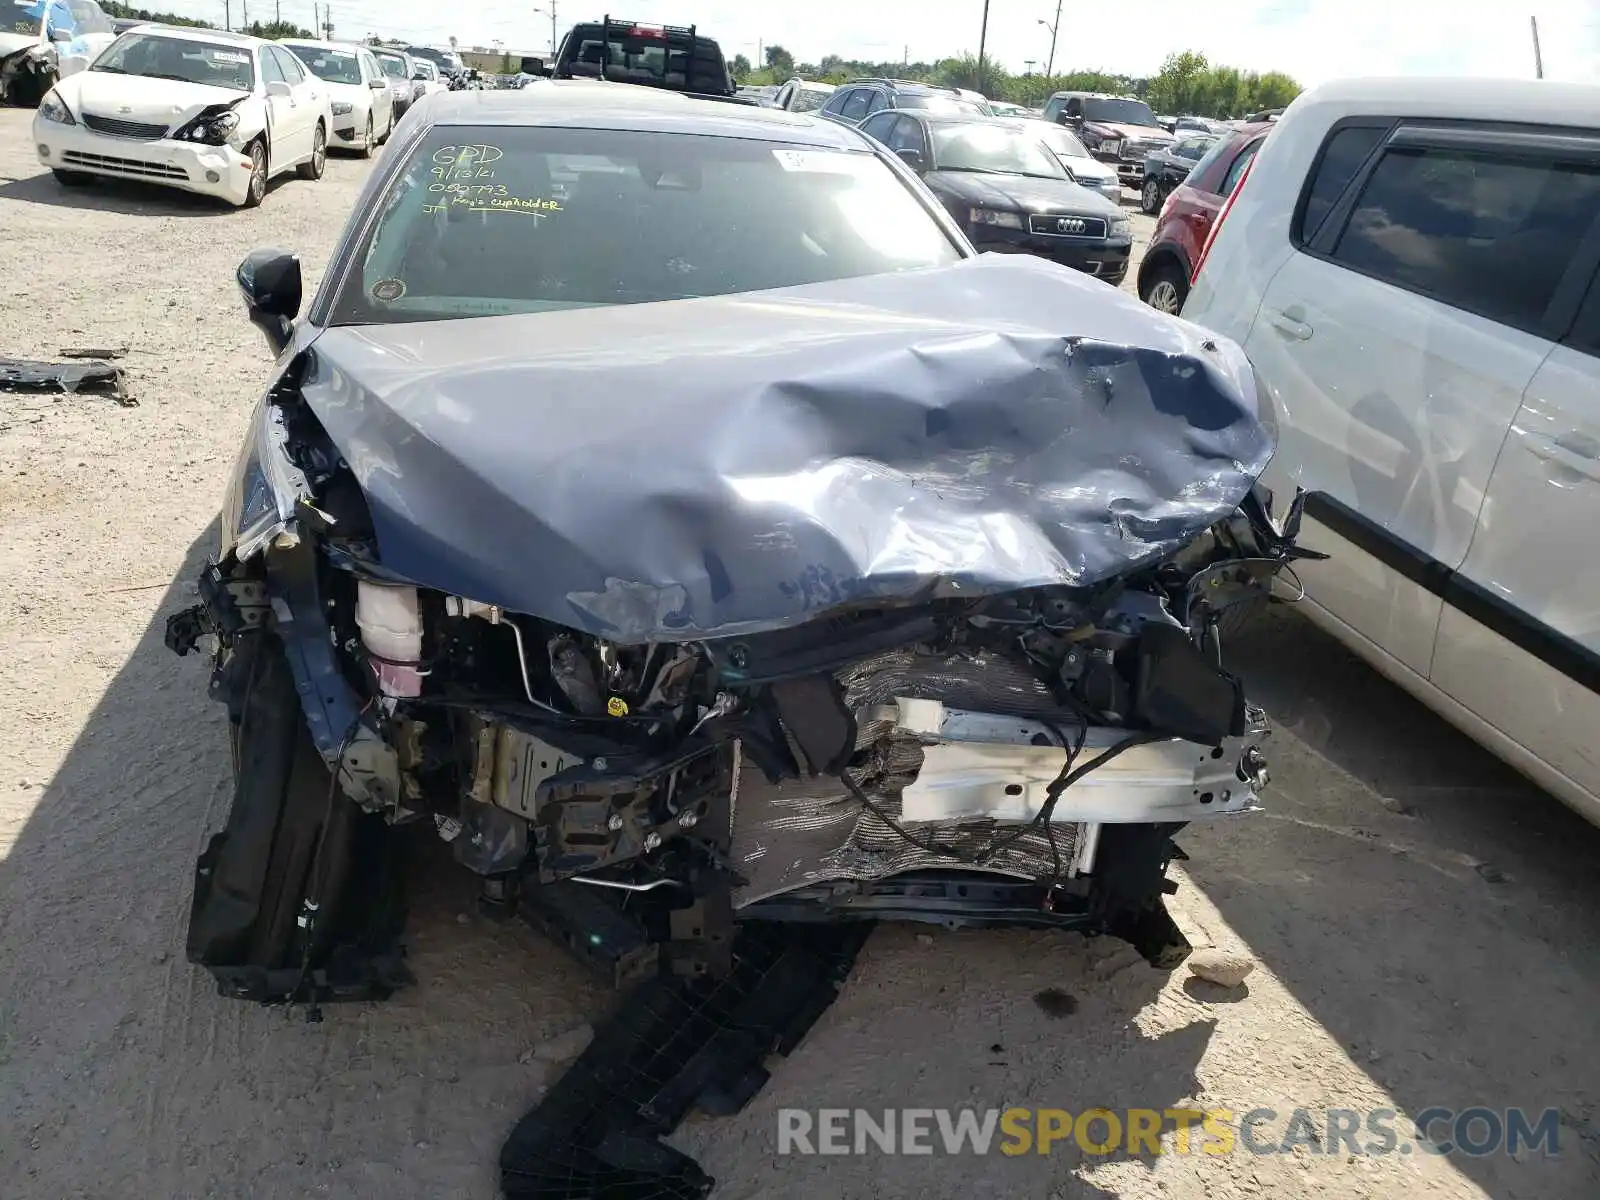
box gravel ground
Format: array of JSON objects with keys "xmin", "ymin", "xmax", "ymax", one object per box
[{"xmin": 2, "ymin": 106, "xmax": 1598, "ymax": 1200}]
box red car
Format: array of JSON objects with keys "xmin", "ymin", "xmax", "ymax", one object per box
[{"xmin": 1136, "ymin": 121, "xmax": 1274, "ymax": 314}]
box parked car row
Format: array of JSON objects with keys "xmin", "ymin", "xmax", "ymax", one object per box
[{"xmin": 26, "ymin": 22, "xmax": 472, "ymax": 206}]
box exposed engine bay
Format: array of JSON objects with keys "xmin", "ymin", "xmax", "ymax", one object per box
[{"xmin": 169, "ymin": 410, "xmax": 1311, "ymax": 1001}]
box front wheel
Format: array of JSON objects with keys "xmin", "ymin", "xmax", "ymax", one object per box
[
  {"xmin": 297, "ymin": 122, "xmax": 326, "ymax": 180},
  {"xmin": 52, "ymin": 168, "xmax": 95, "ymax": 187},
  {"xmin": 1141, "ymin": 179, "xmax": 1162, "ymax": 215},
  {"xmin": 360, "ymin": 113, "xmax": 374, "ymax": 158},
  {"xmin": 1140, "ymin": 260, "xmax": 1189, "ymax": 315},
  {"xmin": 241, "ymin": 138, "xmax": 267, "ymax": 208},
  {"xmin": 376, "ymin": 109, "xmax": 391, "ymax": 146}
]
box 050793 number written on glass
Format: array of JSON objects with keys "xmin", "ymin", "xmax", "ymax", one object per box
[{"xmin": 420, "ymin": 144, "xmax": 565, "ymax": 216}]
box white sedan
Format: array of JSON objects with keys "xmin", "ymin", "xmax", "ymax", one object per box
[
  {"xmin": 33, "ymin": 25, "xmax": 331, "ymax": 207},
  {"xmin": 280, "ymin": 38, "xmax": 393, "ymax": 156}
]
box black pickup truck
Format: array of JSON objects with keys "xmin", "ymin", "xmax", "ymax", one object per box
[{"xmin": 544, "ymin": 16, "xmax": 747, "ymax": 101}]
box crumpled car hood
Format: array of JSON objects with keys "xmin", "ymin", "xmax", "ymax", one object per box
[{"xmin": 297, "ymin": 254, "xmax": 1272, "ymax": 642}]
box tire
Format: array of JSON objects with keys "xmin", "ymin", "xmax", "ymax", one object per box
[
  {"xmin": 241, "ymin": 137, "xmax": 268, "ymax": 207},
  {"xmin": 1140, "ymin": 259, "xmax": 1188, "ymax": 315},
  {"xmin": 51, "ymin": 169, "xmax": 95, "ymax": 187},
  {"xmin": 360, "ymin": 113, "xmax": 374, "ymax": 158},
  {"xmin": 377, "ymin": 108, "xmax": 391, "ymax": 145},
  {"xmin": 1141, "ymin": 178, "xmax": 1162, "ymax": 215},
  {"xmin": 297, "ymin": 122, "xmax": 326, "ymax": 180}
]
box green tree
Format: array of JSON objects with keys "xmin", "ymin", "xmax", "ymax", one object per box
[
  {"xmin": 1249, "ymin": 71, "xmax": 1301, "ymax": 111},
  {"xmin": 764, "ymin": 44, "xmax": 794, "ymax": 76},
  {"xmin": 247, "ymin": 19, "xmax": 314, "ymax": 39},
  {"xmin": 730, "ymin": 54, "xmax": 751, "ymax": 80}
]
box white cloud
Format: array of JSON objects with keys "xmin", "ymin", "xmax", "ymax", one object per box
[{"xmin": 137, "ymin": 0, "xmax": 1600, "ymax": 86}]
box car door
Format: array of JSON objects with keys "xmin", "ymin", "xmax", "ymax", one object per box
[
  {"xmin": 361, "ymin": 49, "xmax": 392, "ymax": 131},
  {"xmin": 1244, "ymin": 122, "xmax": 1590, "ymax": 678},
  {"xmin": 271, "ymin": 47, "xmax": 319, "ymax": 158},
  {"xmin": 1431, "ymin": 173, "xmax": 1600, "ymax": 812},
  {"xmin": 256, "ymin": 46, "xmax": 301, "ymax": 172}
]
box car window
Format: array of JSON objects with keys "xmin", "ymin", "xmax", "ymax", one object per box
[
  {"xmin": 1065, "ymin": 98, "xmax": 1083, "ymax": 118},
  {"xmin": 1219, "ymin": 139, "xmax": 1261, "ymax": 197},
  {"xmin": 361, "ymin": 51, "xmax": 382, "ymax": 81},
  {"xmin": 863, "ymin": 90, "xmax": 887, "ymax": 115},
  {"xmin": 334, "ymin": 126, "xmax": 963, "ymax": 325},
  {"xmin": 887, "ymin": 117, "xmax": 925, "ymax": 156},
  {"xmin": 375, "ymin": 52, "xmax": 408, "ymax": 78},
  {"xmin": 1296, "ymin": 124, "xmax": 1389, "ymax": 244},
  {"xmin": 1082, "ymin": 97, "xmax": 1160, "ymax": 127},
  {"xmin": 859, "ymin": 111, "xmax": 897, "ymax": 144},
  {"xmin": 271, "ymin": 46, "xmax": 306, "ymax": 84},
  {"xmin": 1329, "ymin": 144, "xmax": 1600, "ymax": 333},
  {"xmin": 821, "ymin": 87, "xmax": 851, "ymax": 115},
  {"xmin": 287, "ymin": 44, "xmax": 361, "ymax": 85},
  {"xmin": 91, "ymin": 32, "xmax": 256, "ymax": 91},
  {"xmin": 258, "ymin": 45, "xmax": 286, "ymax": 85},
  {"xmin": 1565, "ymin": 270, "xmax": 1600, "ymax": 357},
  {"xmin": 840, "ymin": 89, "xmax": 871, "ymax": 120}
]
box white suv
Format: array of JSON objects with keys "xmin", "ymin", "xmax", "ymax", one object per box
[{"xmin": 1183, "ymin": 76, "xmax": 1600, "ymax": 826}]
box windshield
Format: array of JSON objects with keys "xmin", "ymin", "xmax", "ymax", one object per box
[
  {"xmin": 374, "ymin": 52, "xmax": 408, "ymax": 78},
  {"xmin": 287, "ymin": 44, "xmax": 362, "ymax": 85},
  {"xmin": 91, "ymin": 32, "xmax": 255, "ymax": 91},
  {"xmin": 1034, "ymin": 124, "xmax": 1092, "ymax": 160},
  {"xmin": 929, "ymin": 123, "xmax": 1066, "ymax": 180},
  {"xmin": 1083, "ymin": 97, "xmax": 1159, "ymax": 127},
  {"xmin": 415, "ymin": 60, "xmax": 437, "ymax": 80},
  {"xmin": 332, "ymin": 125, "xmax": 961, "ymax": 325},
  {"xmin": 792, "ymin": 86, "xmax": 830, "ymax": 112}
]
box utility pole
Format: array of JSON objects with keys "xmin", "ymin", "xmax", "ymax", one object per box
[
  {"xmin": 274, "ymin": 0, "xmax": 280, "ymax": 24},
  {"xmin": 241, "ymin": 0, "xmax": 248, "ymax": 28},
  {"xmin": 223, "ymin": 0, "xmax": 230, "ymax": 31},
  {"xmin": 312, "ymin": 2, "xmax": 318, "ymax": 38},
  {"xmin": 976, "ymin": 0, "xmax": 990, "ymax": 92},
  {"xmin": 1531, "ymin": 15, "xmax": 1545, "ymax": 78},
  {"xmin": 1045, "ymin": 0, "xmax": 1062, "ymax": 77},
  {"xmin": 323, "ymin": 4, "xmax": 332, "ymax": 37}
]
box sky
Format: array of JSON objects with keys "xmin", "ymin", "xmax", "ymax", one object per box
[{"xmin": 147, "ymin": 0, "xmax": 1600, "ymax": 87}]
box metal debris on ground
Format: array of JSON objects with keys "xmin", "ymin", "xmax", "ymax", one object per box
[
  {"xmin": 0, "ymin": 356, "xmax": 134, "ymax": 406},
  {"xmin": 499, "ymin": 921, "xmax": 874, "ymax": 1199},
  {"xmin": 58, "ymin": 346, "xmax": 129, "ymax": 360}
]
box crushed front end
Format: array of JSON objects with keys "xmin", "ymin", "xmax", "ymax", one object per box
[{"xmin": 167, "ymin": 257, "xmax": 1317, "ymax": 1006}]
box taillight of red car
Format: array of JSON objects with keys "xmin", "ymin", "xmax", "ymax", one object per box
[{"xmin": 1191, "ymin": 151, "xmax": 1256, "ymax": 285}]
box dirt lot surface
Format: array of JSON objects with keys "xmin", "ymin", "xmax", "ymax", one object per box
[{"xmin": 2, "ymin": 106, "xmax": 1598, "ymax": 1200}]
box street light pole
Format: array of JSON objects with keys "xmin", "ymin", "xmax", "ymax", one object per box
[
  {"xmin": 1043, "ymin": 0, "xmax": 1062, "ymax": 77},
  {"xmin": 976, "ymin": 0, "xmax": 991, "ymax": 92}
]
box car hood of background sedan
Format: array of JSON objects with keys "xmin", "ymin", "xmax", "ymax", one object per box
[
  {"xmin": 58, "ymin": 71, "xmax": 247, "ymax": 125},
  {"xmin": 290, "ymin": 255, "xmax": 1270, "ymax": 642},
  {"xmin": 927, "ymin": 169, "xmax": 1120, "ymax": 217}
]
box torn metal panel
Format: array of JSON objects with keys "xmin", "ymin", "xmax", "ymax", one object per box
[
  {"xmin": 294, "ymin": 255, "xmax": 1272, "ymax": 642},
  {"xmin": 0, "ymin": 355, "xmax": 132, "ymax": 405}
]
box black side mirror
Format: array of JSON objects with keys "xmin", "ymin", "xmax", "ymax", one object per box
[
  {"xmin": 520, "ymin": 56, "xmax": 545, "ymax": 75},
  {"xmin": 236, "ymin": 248, "xmax": 301, "ymax": 356},
  {"xmin": 896, "ymin": 147, "xmax": 926, "ymax": 172}
]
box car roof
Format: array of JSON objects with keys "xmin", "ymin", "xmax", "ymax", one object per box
[
  {"xmin": 1293, "ymin": 75, "xmax": 1600, "ymax": 122},
  {"xmin": 279, "ymin": 38, "xmax": 363, "ymax": 50},
  {"xmin": 128, "ymin": 25, "xmax": 262, "ymax": 47},
  {"xmin": 417, "ymin": 81, "xmax": 871, "ymax": 147}
]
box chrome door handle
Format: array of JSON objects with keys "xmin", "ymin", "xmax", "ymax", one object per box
[{"xmin": 1268, "ymin": 308, "xmax": 1313, "ymax": 341}]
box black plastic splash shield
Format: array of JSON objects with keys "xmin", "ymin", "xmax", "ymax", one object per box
[{"xmin": 499, "ymin": 921, "xmax": 875, "ymax": 1199}]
